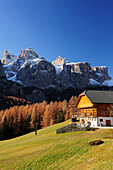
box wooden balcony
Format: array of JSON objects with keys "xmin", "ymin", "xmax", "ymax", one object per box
[{"xmin": 79, "ymin": 108, "xmax": 97, "ymax": 118}]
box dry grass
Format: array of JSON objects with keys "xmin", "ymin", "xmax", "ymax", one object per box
[{"xmin": 0, "ymin": 120, "xmax": 113, "ymax": 170}]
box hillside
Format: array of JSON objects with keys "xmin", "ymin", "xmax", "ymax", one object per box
[
  {"xmin": 0, "ymin": 120, "xmax": 113, "ymax": 169},
  {"xmin": 0, "ymin": 93, "xmax": 32, "ymax": 111}
]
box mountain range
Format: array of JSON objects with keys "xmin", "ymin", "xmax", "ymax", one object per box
[{"xmin": 0, "ymin": 47, "xmax": 113, "ymax": 102}]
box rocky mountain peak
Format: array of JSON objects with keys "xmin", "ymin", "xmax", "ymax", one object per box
[
  {"xmin": 1, "ymin": 50, "xmax": 17, "ymax": 65},
  {"xmin": 52, "ymin": 56, "xmax": 68, "ymax": 66},
  {"xmin": 19, "ymin": 47, "xmax": 40, "ymax": 60}
]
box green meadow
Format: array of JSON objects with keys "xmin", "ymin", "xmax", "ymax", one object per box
[{"xmin": 0, "ymin": 120, "xmax": 113, "ymax": 170}]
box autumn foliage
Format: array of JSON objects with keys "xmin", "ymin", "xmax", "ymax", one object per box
[{"xmin": 0, "ymin": 96, "xmax": 77, "ymax": 140}]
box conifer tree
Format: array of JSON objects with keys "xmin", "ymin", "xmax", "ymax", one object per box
[
  {"xmin": 43, "ymin": 105, "xmax": 51, "ymax": 127},
  {"xmin": 57, "ymin": 109, "xmax": 64, "ymax": 123},
  {"xmin": 68, "ymin": 96, "xmax": 77, "ymax": 117},
  {"xmin": 23, "ymin": 114, "xmax": 31, "ymax": 134},
  {"xmin": 2, "ymin": 117, "xmax": 10, "ymax": 140}
]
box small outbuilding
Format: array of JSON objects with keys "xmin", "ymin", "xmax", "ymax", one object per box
[{"xmin": 76, "ymin": 90, "xmax": 113, "ymax": 127}]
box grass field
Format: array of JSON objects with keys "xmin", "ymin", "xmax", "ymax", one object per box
[{"xmin": 0, "ymin": 120, "xmax": 113, "ymax": 170}]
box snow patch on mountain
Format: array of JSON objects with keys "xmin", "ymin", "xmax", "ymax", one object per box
[
  {"xmin": 66, "ymin": 62, "xmax": 85, "ymax": 65},
  {"xmin": 95, "ymin": 73, "xmax": 103, "ymax": 77},
  {"xmin": 55, "ymin": 65, "xmax": 63, "ymax": 74},
  {"xmin": 26, "ymin": 47, "xmax": 34, "ymax": 51},
  {"xmin": 89, "ymin": 78, "xmax": 101, "ymax": 86},
  {"xmin": 20, "ymin": 58, "xmax": 43, "ymax": 70},
  {"xmin": 7, "ymin": 73, "xmax": 17, "ymax": 81},
  {"xmin": 102, "ymin": 79, "xmax": 113, "ymax": 87}
]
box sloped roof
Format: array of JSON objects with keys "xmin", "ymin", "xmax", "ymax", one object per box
[{"xmin": 84, "ymin": 90, "xmax": 113, "ymax": 104}]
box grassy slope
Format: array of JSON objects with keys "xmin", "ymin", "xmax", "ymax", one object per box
[{"xmin": 0, "ymin": 120, "xmax": 113, "ymax": 170}]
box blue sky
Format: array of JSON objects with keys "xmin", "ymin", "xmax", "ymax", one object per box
[{"xmin": 0, "ymin": 0, "xmax": 113, "ymax": 76}]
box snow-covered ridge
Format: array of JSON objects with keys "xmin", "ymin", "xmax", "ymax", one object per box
[
  {"xmin": 25, "ymin": 47, "xmax": 34, "ymax": 51},
  {"xmin": 92, "ymin": 66, "xmax": 107, "ymax": 68},
  {"xmin": 66, "ymin": 62, "xmax": 87, "ymax": 65},
  {"xmin": 89, "ymin": 78, "xmax": 101, "ymax": 86},
  {"xmin": 20, "ymin": 58, "xmax": 43, "ymax": 70},
  {"xmin": 95, "ymin": 73, "xmax": 103, "ymax": 76}
]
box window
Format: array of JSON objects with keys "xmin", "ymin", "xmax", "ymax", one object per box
[{"xmin": 100, "ymin": 119, "xmax": 103, "ymax": 122}]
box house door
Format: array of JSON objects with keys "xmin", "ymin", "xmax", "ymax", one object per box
[{"xmin": 106, "ymin": 120, "xmax": 111, "ymax": 126}]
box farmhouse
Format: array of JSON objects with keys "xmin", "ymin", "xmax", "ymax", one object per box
[{"xmin": 76, "ymin": 90, "xmax": 113, "ymax": 127}]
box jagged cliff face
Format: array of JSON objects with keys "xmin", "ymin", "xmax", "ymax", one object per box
[
  {"xmin": 1, "ymin": 48, "xmax": 46, "ymax": 82},
  {"xmin": 67, "ymin": 62, "xmax": 90, "ymax": 74},
  {"xmin": 1, "ymin": 48, "xmax": 113, "ymax": 102},
  {"xmin": 90, "ymin": 66, "xmax": 111, "ymax": 84},
  {"xmin": 52, "ymin": 57, "xmax": 112, "ymax": 87},
  {"xmin": 1, "ymin": 48, "xmax": 58, "ymax": 90},
  {"xmin": 91, "ymin": 66, "xmax": 108, "ymax": 76},
  {"xmin": 16, "ymin": 59, "xmax": 56, "ymax": 88},
  {"xmin": 0, "ymin": 59, "xmax": 47, "ymax": 103}
]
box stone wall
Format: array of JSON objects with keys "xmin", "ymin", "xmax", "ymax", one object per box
[{"xmin": 56, "ymin": 123, "xmax": 90, "ymax": 134}]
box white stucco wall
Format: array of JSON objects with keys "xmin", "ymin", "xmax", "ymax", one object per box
[
  {"xmin": 97, "ymin": 117, "xmax": 113, "ymax": 126},
  {"xmin": 80, "ymin": 117, "xmax": 98, "ymax": 127},
  {"xmin": 80, "ymin": 117, "xmax": 113, "ymax": 127}
]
